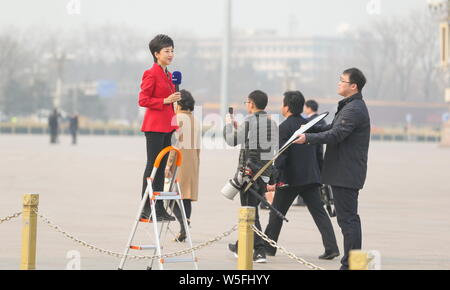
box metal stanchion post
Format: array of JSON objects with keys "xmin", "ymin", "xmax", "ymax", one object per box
[
  {"xmin": 20, "ymin": 194, "xmax": 39, "ymax": 270},
  {"xmin": 237, "ymin": 206, "xmax": 255, "ymax": 270},
  {"xmin": 349, "ymin": 250, "xmax": 369, "ymax": 270}
]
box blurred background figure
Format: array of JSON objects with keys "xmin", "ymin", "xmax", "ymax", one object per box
[
  {"xmin": 69, "ymin": 113, "xmax": 79, "ymax": 145},
  {"xmin": 48, "ymin": 108, "xmax": 60, "ymax": 144},
  {"xmin": 166, "ymin": 89, "xmax": 201, "ymax": 243}
]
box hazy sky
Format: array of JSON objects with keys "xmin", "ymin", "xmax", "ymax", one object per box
[{"xmin": 0, "ymin": 0, "xmax": 427, "ymax": 37}]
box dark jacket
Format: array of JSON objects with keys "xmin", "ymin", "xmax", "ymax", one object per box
[
  {"xmin": 307, "ymin": 113, "xmax": 326, "ymax": 171},
  {"xmin": 305, "ymin": 93, "xmax": 370, "ymax": 190},
  {"xmin": 69, "ymin": 116, "xmax": 78, "ymax": 133},
  {"xmin": 275, "ymin": 115, "xmax": 321, "ymax": 187},
  {"xmin": 223, "ymin": 111, "xmax": 278, "ymax": 179}
]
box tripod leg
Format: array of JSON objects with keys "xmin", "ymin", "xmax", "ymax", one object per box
[{"xmin": 246, "ymin": 187, "xmax": 289, "ymax": 222}]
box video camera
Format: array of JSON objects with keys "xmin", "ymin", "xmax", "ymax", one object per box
[
  {"xmin": 320, "ymin": 185, "xmax": 336, "ymax": 218},
  {"xmin": 220, "ymin": 160, "xmax": 263, "ymax": 200}
]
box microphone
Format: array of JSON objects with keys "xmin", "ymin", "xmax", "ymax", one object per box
[
  {"xmin": 171, "ymin": 71, "xmax": 182, "ymax": 112},
  {"xmin": 171, "ymin": 71, "xmax": 182, "ymax": 92}
]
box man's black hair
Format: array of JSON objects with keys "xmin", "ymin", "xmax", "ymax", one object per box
[
  {"xmin": 283, "ymin": 91, "xmax": 305, "ymax": 115},
  {"xmin": 305, "ymin": 99, "xmax": 319, "ymax": 112},
  {"xmin": 149, "ymin": 34, "xmax": 174, "ymax": 63},
  {"xmin": 343, "ymin": 68, "xmax": 366, "ymax": 92},
  {"xmin": 248, "ymin": 90, "xmax": 268, "ymax": 110},
  {"xmin": 179, "ymin": 89, "xmax": 195, "ymax": 111}
]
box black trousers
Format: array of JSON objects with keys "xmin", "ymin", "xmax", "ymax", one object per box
[
  {"xmin": 332, "ymin": 186, "xmax": 362, "ymax": 270},
  {"xmin": 141, "ymin": 131, "xmax": 173, "ymax": 214},
  {"xmin": 70, "ymin": 130, "xmax": 77, "ymax": 145},
  {"xmin": 172, "ymin": 199, "xmax": 192, "ymax": 232},
  {"xmin": 234, "ymin": 179, "xmax": 266, "ymax": 252},
  {"xmin": 263, "ymin": 184, "xmax": 339, "ymax": 255}
]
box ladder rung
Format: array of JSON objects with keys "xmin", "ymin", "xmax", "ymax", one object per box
[
  {"xmin": 138, "ymin": 218, "xmax": 172, "ymax": 223},
  {"xmin": 160, "ymin": 257, "xmax": 198, "ymax": 264},
  {"xmin": 152, "ymin": 192, "xmax": 178, "ymax": 196},
  {"xmin": 151, "ymin": 195, "xmax": 182, "ymax": 201},
  {"xmin": 130, "ymin": 245, "xmax": 158, "ymax": 250}
]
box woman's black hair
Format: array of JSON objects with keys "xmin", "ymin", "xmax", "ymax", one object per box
[
  {"xmin": 179, "ymin": 89, "xmax": 195, "ymax": 111},
  {"xmin": 148, "ymin": 34, "xmax": 174, "ymax": 63}
]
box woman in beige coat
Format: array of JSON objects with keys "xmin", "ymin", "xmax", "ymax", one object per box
[{"xmin": 165, "ymin": 90, "xmax": 201, "ymax": 242}]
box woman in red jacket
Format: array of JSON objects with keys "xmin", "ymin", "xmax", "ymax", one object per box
[{"xmin": 139, "ymin": 34, "xmax": 181, "ymax": 221}]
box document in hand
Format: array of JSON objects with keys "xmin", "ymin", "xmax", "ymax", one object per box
[
  {"xmin": 243, "ymin": 112, "xmax": 329, "ymax": 193},
  {"xmin": 278, "ymin": 112, "xmax": 329, "ymax": 153}
]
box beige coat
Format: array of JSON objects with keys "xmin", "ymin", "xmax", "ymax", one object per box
[{"xmin": 167, "ymin": 111, "xmax": 201, "ymax": 201}]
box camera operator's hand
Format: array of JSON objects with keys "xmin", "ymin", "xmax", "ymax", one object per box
[
  {"xmin": 225, "ymin": 114, "xmax": 238, "ymax": 129},
  {"xmin": 266, "ymin": 184, "xmax": 276, "ymax": 192},
  {"xmin": 163, "ymin": 92, "xmax": 181, "ymax": 104}
]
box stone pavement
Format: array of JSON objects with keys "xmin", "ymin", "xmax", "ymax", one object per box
[{"xmin": 1, "ymin": 135, "xmax": 449, "ymax": 270}]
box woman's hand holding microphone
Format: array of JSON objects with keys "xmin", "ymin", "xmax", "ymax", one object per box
[{"xmin": 164, "ymin": 92, "xmax": 181, "ymax": 104}]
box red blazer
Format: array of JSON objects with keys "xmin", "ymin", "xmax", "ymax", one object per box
[{"xmin": 138, "ymin": 63, "xmax": 179, "ymax": 133}]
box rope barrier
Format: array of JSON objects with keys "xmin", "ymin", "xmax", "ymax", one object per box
[{"xmin": 2, "ymin": 209, "xmax": 326, "ymax": 269}]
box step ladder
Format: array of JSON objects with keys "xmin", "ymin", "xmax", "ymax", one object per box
[{"xmin": 118, "ymin": 146, "xmax": 198, "ymax": 270}]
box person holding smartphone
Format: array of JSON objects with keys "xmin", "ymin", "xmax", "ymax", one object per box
[{"xmin": 138, "ymin": 34, "xmax": 181, "ymax": 221}]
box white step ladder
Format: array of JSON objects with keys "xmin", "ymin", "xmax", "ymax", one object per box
[{"xmin": 118, "ymin": 146, "xmax": 198, "ymax": 270}]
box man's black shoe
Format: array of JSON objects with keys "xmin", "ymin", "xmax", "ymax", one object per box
[
  {"xmin": 228, "ymin": 243, "xmax": 238, "ymax": 258},
  {"xmin": 253, "ymin": 249, "xmax": 267, "ymax": 263},
  {"xmin": 264, "ymin": 247, "xmax": 276, "ymax": 256},
  {"xmin": 318, "ymin": 251, "xmax": 340, "ymax": 260}
]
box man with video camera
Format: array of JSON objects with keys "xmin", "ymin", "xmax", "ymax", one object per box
[{"xmin": 223, "ymin": 90, "xmax": 278, "ymax": 263}]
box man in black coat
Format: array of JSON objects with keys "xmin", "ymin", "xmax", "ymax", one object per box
[
  {"xmin": 48, "ymin": 108, "xmax": 60, "ymax": 144},
  {"xmin": 293, "ymin": 99, "xmax": 326, "ymax": 207},
  {"xmin": 295, "ymin": 68, "xmax": 371, "ymax": 270},
  {"xmin": 69, "ymin": 114, "xmax": 79, "ymax": 145},
  {"xmin": 262, "ymin": 91, "xmax": 339, "ymax": 260}
]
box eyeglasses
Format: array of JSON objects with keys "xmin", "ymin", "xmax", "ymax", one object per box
[
  {"xmin": 339, "ymin": 78, "xmax": 352, "ymax": 84},
  {"xmin": 243, "ymin": 101, "xmax": 253, "ymax": 105}
]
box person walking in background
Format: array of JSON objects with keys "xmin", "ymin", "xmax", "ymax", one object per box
[
  {"xmin": 295, "ymin": 68, "xmax": 371, "ymax": 270},
  {"xmin": 165, "ymin": 90, "xmax": 201, "ymax": 242},
  {"xmin": 138, "ymin": 34, "xmax": 181, "ymax": 222},
  {"xmin": 48, "ymin": 108, "xmax": 60, "ymax": 144},
  {"xmin": 69, "ymin": 114, "xmax": 79, "ymax": 145}
]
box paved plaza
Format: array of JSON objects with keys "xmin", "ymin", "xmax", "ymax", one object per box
[{"xmin": 1, "ymin": 134, "xmax": 450, "ymax": 270}]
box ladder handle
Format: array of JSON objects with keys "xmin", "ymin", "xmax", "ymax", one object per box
[{"xmin": 153, "ymin": 146, "xmax": 183, "ymax": 168}]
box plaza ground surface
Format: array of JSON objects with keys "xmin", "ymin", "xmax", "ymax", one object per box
[{"xmin": 1, "ymin": 135, "xmax": 449, "ymax": 270}]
